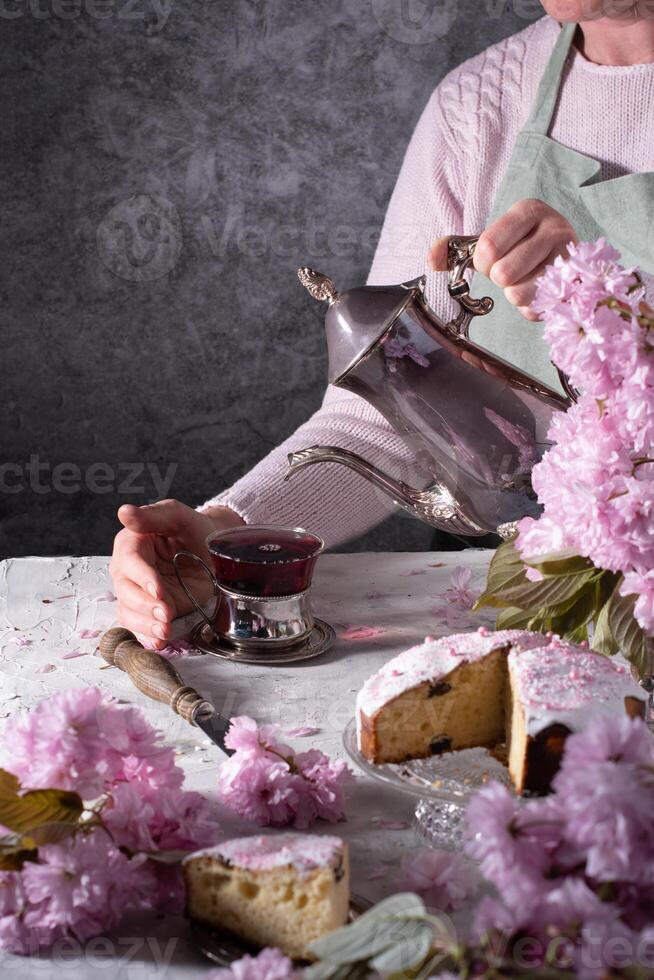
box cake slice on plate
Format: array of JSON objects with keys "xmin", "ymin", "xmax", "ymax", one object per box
[
  {"xmin": 183, "ymin": 833, "xmax": 349, "ymax": 960},
  {"xmin": 357, "ymin": 628, "xmax": 646, "ymax": 794}
]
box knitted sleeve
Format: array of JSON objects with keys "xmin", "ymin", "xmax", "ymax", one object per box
[{"xmin": 199, "ymin": 87, "xmax": 466, "ymax": 548}]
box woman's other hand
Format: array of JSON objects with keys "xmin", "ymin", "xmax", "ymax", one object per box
[
  {"xmin": 109, "ymin": 500, "xmax": 243, "ymax": 649},
  {"xmin": 428, "ymin": 199, "xmax": 578, "ymax": 321}
]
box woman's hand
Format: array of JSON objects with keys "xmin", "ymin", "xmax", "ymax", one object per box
[
  {"xmin": 109, "ymin": 500, "xmax": 244, "ymax": 649},
  {"xmin": 428, "ymin": 199, "xmax": 578, "ymax": 321}
]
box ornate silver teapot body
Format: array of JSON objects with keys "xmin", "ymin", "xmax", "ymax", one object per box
[{"xmin": 287, "ymin": 237, "xmax": 572, "ymax": 538}]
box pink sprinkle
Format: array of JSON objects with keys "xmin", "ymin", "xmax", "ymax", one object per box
[
  {"xmin": 13, "ymin": 636, "xmax": 32, "ymax": 647},
  {"xmin": 373, "ymin": 818, "xmax": 410, "ymax": 830},
  {"xmin": 61, "ymin": 649, "xmax": 87, "ymax": 660},
  {"xmin": 477, "ymin": 626, "xmax": 490, "ymax": 636},
  {"xmin": 340, "ymin": 626, "xmax": 387, "ymax": 641},
  {"xmin": 285, "ymin": 726, "xmax": 321, "ymax": 738},
  {"xmin": 35, "ymin": 664, "xmax": 56, "ymax": 674},
  {"xmin": 78, "ymin": 628, "xmax": 101, "ymax": 639},
  {"xmin": 97, "ymin": 591, "xmax": 117, "ymax": 603}
]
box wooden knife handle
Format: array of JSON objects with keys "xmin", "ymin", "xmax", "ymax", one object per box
[{"xmin": 98, "ymin": 627, "xmax": 214, "ymax": 725}]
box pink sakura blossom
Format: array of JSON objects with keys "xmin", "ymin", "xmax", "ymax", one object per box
[
  {"xmin": 205, "ymin": 947, "xmax": 297, "ymax": 980},
  {"xmin": 218, "ymin": 716, "xmax": 352, "ymax": 829},
  {"xmin": 5, "ymin": 832, "xmax": 156, "ymax": 955},
  {"xmin": 444, "ymin": 567, "xmax": 476, "ymax": 608},
  {"xmin": 158, "ymin": 639, "xmax": 197, "ymax": 659},
  {"xmin": 519, "ymin": 239, "xmax": 654, "ymax": 632},
  {"xmin": 0, "ymin": 688, "xmax": 223, "ymax": 953},
  {"xmin": 467, "ymin": 715, "xmax": 654, "ymax": 968},
  {"xmin": 5, "ymin": 687, "xmax": 183, "ymax": 798},
  {"xmin": 394, "ymin": 848, "xmax": 478, "ymax": 911},
  {"xmin": 105, "ymin": 781, "xmax": 221, "ymax": 854}
]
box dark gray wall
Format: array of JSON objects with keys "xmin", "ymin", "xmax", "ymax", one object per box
[{"xmin": 2, "ymin": 0, "xmax": 541, "ymax": 558}]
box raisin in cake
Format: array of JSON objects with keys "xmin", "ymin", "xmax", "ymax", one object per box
[
  {"xmin": 357, "ymin": 628, "xmax": 645, "ymax": 795},
  {"xmin": 183, "ymin": 833, "xmax": 349, "ymax": 959}
]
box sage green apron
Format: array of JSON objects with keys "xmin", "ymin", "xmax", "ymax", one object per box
[{"xmin": 469, "ymin": 21, "xmax": 654, "ymax": 394}]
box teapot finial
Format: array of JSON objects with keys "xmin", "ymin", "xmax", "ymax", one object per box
[{"xmin": 298, "ymin": 268, "xmax": 339, "ymax": 306}]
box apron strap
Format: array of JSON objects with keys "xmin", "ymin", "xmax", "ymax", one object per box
[{"xmin": 523, "ymin": 22, "xmax": 577, "ymax": 137}]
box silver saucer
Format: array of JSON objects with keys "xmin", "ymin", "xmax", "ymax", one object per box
[{"xmin": 190, "ymin": 618, "xmax": 335, "ymax": 665}]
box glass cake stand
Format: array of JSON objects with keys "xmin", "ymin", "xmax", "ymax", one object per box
[{"xmin": 343, "ymin": 718, "xmax": 513, "ymax": 849}]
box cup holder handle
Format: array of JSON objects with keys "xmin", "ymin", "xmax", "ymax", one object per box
[{"xmin": 172, "ymin": 551, "xmax": 221, "ymax": 635}]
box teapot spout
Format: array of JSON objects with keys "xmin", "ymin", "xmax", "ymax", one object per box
[{"xmin": 286, "ymin": 445, "xmax": 487, "ymax": 536}]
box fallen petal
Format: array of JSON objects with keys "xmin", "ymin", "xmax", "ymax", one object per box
[{"xmin": 340, "ymin": 626, "xmax": 387, "ymax": 641}]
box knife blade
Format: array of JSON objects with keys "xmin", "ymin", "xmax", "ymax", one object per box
[{"xmin": 98, "ymin": 627, "xmax": 235, "ymax": 756}]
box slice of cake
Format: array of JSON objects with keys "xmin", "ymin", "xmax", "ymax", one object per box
[
  {"xmin": 357, "ymin": 629, "xmax": 545, "ymax": 765},
  {"xmin": 357, "ymin": 629, "xmax": 646, "ymax": 795},
  {"xmin": 183, "ymin": 833, "xmax": 349, "ymax": 960},
  {"xmin": 506, "ymin": 638, "xmax": 646, "ymax": 795}
]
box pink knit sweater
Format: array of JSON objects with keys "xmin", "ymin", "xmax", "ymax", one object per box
[{"xmin": 201, "ymin": 15, "xmax": 654, "ymax": 547}]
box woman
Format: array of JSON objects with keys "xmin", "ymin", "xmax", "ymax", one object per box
[{"xmin": 110, "ymin": 2, "xmax": 654, "ymax": 648}]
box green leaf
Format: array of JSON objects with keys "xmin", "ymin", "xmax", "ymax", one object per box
[
  {"xmin": 0, "ymin": 771, "xmax": 84, "ymax": 838},
  {"xmin": 27, "ymin": 821, "xmax": 81, "ymax": 847},
  {"xmin": 495, "ymin": 606, "xmax": 533, "ymax": 630},
  {"xmin": 488, "ymin": 567, "xmax": 600, "ymax": 613},
  {"xmin": 368, "ymin": 921, "xmax": 433, "ymax": 975},
  {"xmin": 0, "ymin": 771, "xmax": 20, "ymax": 796},
  {"xmin": 545, "ymin": 577, "xmax": 606, "ymax": 637},
  {"xmin": 308, "ymin": 894, "xmax": 426, "ymax": 964},
  {"xmin": 591, "ymin": 591, "xmax": 619, "ymax": 657},
  {"xmin": 606, "ymin": 587, "xmax": 652, "ymax": 679},
  {"xmin": 475, "ymin": 541, "xmax": 527, "ymax": 609},
  {"xmin": 0, "ymin": 834, "xmax": 37, "ymax": 871},
  {"xmin": 526, "ymin": 551, "xmax": 595, "ymax": 577}
]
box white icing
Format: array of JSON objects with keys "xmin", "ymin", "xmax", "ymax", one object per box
[
  {"xmin": 184, "ymin": 833, "xmax": 343, "ymax": 876},
  {"xmin": 508, "ymin": 639, "xmax": 645, "ymax": 737},
  {"xmin": 356, "ymin": 628, "xmax": 545, "ymax": 721}
]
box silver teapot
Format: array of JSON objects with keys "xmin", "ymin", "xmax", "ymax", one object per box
[{"xmin": 286, "ymin": 236, "xmax": 574, "ymax": 539}]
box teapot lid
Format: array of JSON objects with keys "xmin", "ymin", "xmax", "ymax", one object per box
[{"xmin": 298, "ymin": 268, "xmax": 425, "ymax": 384}]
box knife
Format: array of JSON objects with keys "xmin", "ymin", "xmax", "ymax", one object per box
[{"xmin": 98, "ymin": 627, "xmax": 234, "ymax": 756}]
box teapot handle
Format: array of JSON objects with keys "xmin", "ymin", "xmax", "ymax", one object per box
[
  {"xmin": 446, "ymin": 235, "xmax": 580, "ymax": 404},
  {"xmin": 446, "ymin": 235, "xmax": 494, "ymax": 339}
]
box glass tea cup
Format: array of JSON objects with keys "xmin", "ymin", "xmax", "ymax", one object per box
[{"xmin": 172, "ymin": 525, "xmax": 324, "ymax": 650}]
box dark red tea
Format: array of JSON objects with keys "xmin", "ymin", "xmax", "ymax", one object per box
[{"xmin": 207, "ymin": 525, "xmax": 324, "ymax": 597}]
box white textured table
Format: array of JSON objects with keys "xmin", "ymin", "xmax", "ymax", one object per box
[{"xmin": 0, "ymin": 551, "xmax": 495, "ymax": 979}]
